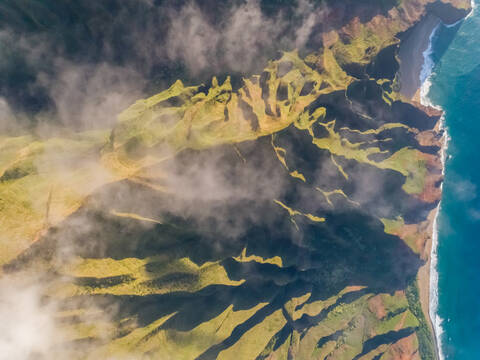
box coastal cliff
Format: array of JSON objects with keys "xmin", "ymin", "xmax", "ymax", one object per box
[{"xmin": 0, "ymin": 0, "xmax": 471, "ymax": 359}]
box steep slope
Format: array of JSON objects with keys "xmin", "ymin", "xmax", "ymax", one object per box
[{"xmin": 0, "ymin": 0, "xmax": 471, "ymax": 359}]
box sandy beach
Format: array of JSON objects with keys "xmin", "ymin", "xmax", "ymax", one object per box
[
  {"xmin": 398, "ymin": 13, "xmax": 448, "ymax": 360},
  {"xmin": 418, "ymin": 208, "xmax": 439, "ymax": 337},
  {"xmin": 398, "ymin": 14, "xmax": 442, "ymax": 100}
]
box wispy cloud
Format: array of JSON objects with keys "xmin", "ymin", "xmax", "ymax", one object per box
[
  {"xmin": 0, "ymin": 0, "xmax": 329, "ymax": 131},
  {"xmin": 0, "ymin": 276, "xmax": 59, "ymax": 360}
]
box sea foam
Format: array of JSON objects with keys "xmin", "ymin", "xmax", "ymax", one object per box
[
  {"xmin": 420, "ymin": 23, "xmax": 441, "ymax": 108},
  {"xmin": 421, "ymin": 2, "xmax": 477, "ymax": 359},
  {"xmin": 428, "ymin": 123, "xmax": 448, "ymax": 360},
  {"xmin": 466, "ymin": 0, "xmax": 477, "ymax": 20},
  {"xmin": 419, "ymin": 19, "xmax": 447, "ymax": 360}
]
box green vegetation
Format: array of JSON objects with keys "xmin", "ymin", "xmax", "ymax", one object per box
[
  {"xmin": 0, "ymin": 131, "xmax": 112, "ymax": 265},
  {"xmin": 0, "ymin": 0, "xmax": 462, "ymax": 357},
  {"xmin": 112, "ymin": 51, "xmax": 344, "ymax": 156},
  {"xmin": 406, "ymin": 279, "xmax": 436, "ymax": 360},
  {"xmin": 58, "ymin": 256, "xmax": 243, "ymax": 296},
  {"xmin": 381, "ymin": 216, "xmax": 422, "ymax": 253}
]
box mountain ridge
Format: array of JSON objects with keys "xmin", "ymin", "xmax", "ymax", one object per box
[{"xmin": 0, "ymin": 1, "xmax": 471, "ymax": 359}]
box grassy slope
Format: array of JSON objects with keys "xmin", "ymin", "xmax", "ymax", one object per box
[
  {"xmin": 1, "ymin": 0, "xmax": 472, "ymax": 359},
  {"xmin": 0, "ymin": 45, "xmax": 430, "ymax": 360}
]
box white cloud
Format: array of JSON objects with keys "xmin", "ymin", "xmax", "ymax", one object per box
[{"xmin": 0, "ymin": 277, "xmax": 59, "ymax": 360}]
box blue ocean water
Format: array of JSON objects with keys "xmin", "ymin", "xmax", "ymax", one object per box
[{"xmin": 426, "ymin": 2, "xmax": 480, "ymax": 359}]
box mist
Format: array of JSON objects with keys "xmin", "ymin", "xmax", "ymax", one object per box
[
  {"xmin": 0, "ymin": 0, "xmax": 428, "ymax": 358},
  {"xmin": 0, "ymin": 0, "xmax": 330, "ymax": 133}
]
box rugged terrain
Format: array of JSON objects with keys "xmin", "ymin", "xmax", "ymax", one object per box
[{"xmin": 0, "ymin": 0, "xmax": 471, "ymax": 359}]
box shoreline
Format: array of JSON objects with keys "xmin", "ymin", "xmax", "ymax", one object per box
[
  {"xmin": 398, "ymin": 13, "xmax": 445, "ymax": 358},
  {"xmin": 410, "ymin": 3, "xmax": 475, "ymax": 358},
  {"xmin": 418, "ymin": 21, "xmax": 444, "ymax": 360},
  {"xmin": 422, "ymin": 115, "xmax": 448, "ymax": 360},
  {"xmin": 417, "ymin": 20, "xmax": 447, "ymax": 360},
  {"xmin": 397, "ymin": 7, "xmax": 470, "ymax": 359},
  {"xmin": 398, "ymin": 14, "xmax": 441, "ymax": 100},
  {"xmin": 421, "ymin": 3, "xmax": 476, "ymax": 359}
]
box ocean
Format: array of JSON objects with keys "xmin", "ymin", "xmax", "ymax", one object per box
[{"xmin": 424, "ymin": 1, "xmax": 480, "ymax": 359}]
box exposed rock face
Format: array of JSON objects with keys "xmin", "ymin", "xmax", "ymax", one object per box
[{"xmin": 0, "ymin": 0, "xmax": 471, "ymax": 359}]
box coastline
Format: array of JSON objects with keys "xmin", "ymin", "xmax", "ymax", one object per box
[
  {"xmin": 421, "ymin": 3, "xmax": 476, "ymax": 359},
  {"xmin": 416, "ymin": 21, "xmax": 447, "ymax": 360},
  {"xmin": 420, "ymin": 117, "xmax": 447, "ymax": 360},
  {"xmin": 398, "ymin": 11, "xmax": 455, "ymax": 360},
  {"xmin": 400, "ymin": 3, "xmax": 474, "ymax": 358},
  {"xmin": 418, "ymin": 19, "xmax": 444, "ymax": 360},
  {"xmin": 398, "ymin": 14, "xmax": 441, "ymax": 100},
  {"xmin": 397, "ymin": 10, "xmax": 445, "ymax": 347}
]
